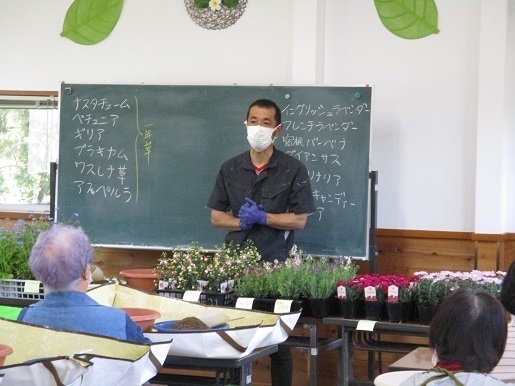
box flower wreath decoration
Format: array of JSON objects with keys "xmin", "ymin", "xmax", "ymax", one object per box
[{"xmin": 185, "ymin": 0, "xmax": 248, "ymax": 30}]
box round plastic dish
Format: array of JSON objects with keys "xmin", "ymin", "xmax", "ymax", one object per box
[
  {"xmin": 120, "ymin": 307, "xmax": 161, "ymax": 332},
  {"xmin": 154, "ymin": 320, "xmax": 229, "ymax": 332},
  {"xmin": 119, "ymin": 269, "xmax": 158, "ymax": 292},
  {"xmin": 0, "ymin": 344, "xmax": 13, "ymax": 366}
]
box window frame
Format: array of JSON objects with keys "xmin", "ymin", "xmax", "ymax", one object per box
[{"xmin": 0, "ymin": 90, "xmax": 59, "ymax": 217}]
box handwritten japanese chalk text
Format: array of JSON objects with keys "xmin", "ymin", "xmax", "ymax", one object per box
[
  {"xmin": 282, "ymin": 103, "xmax": 369, "ymax": 220},
  {"xmin": 70, "ymin": 97, "xmax": 142, "ymax": 203}
]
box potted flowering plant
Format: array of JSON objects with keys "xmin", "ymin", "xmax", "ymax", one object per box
[
  {"xmin": 155, "ymin": 241, "xmax": 261, "ymax": 306},
  {"xmin": 336, "ymin": 278, "xmax": 365, "ymax": 301},
  {"xmin": 336, "ymin": 277, "xmax": 365, "ymax": 319},
  {"xmin": 413, "ymin": 270, "xmax": 506, "ymax": 324},
  {"xmin": 233, "ymin": 262, "xmax": 274, "ymax": 298},
  {"xmin": 204, "ymin": 241, "xmax": 261, "ymax": 292},
  {"xmin": 412, "ymin": 275, "xmax": 450, "ymax": 307},
  {"xmin": 283, "ymin": 247, "xmax": 358, "ymax": 297},
  {"xmin": 267, "ymin": 258, "xmax": 305, "ymax": 300},
  {"xmin": 156, "ymin": 242, "xmax": 205, "ymax": 291},
  {"xmin": 444, "ymin": 270, "xmax": 505, "ymax": 299},
  {"xmin": 413, "ymin": 272, "xmax": 456, "ymax": 324},
  {"xmin": 335, "ymin": 273, "xmax": 418, "ymax": 321},
  {"xmin": 234, "ymin": 259, "xmax": 306, "ymax": 313},
  {"xmin": 381, "ymin": 274, "xmax": 417, "ymax": 323},
  {"xmin": 233, "ymin": 248, "xmax": 359, "ymax": 316},
  {"xmin": 301, "ymin": 255, "xmax": 358, "ymax": 299},
  {"xmin": 299, "ymin": 255, "xmax": 358, "ymax": 318},
  {"xmin": 360, "ymin": 274, "xmax": 388, "ymax": 320}
]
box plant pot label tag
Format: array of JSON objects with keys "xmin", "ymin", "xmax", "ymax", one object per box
[
  {"xmin": 158, "ymin": 280, "xmax": 169, "ymax": 290},
  {"xmin": 388, "ymin": 285, "xmax": 399, "ymax": 303},
  {"xmin": 357, "ymin": 320, "xmax": 377, "ymax": 331},
  {"xmin": 197, "ymin": 280, "xmax": 207, "ymax": 292},
  {"xmin": 235, "ymin": 297, "xmax": 255, "ymax": 310},
  {"xmin": 219, "ymin": 279, "xmax": 235, "ymax": 293},
  {"xmin": 183, "ymin": 290, "xmax": 202, "ymax": 302},
  {"xmin": 274, "ymin": 299, "xmax": 294, "ymax": 314},
  {"xmin": 364, "ymin": 285, "xmax": 377, "ymax": 301},
  {"xmin": 24, "ymin": 280, "xmax": 41, "ymax": 293},
  {"xmin": 337, "ymin": 285, "xmax": 347, "ymax": 299}
]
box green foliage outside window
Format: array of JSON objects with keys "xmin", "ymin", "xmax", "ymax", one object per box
[{"xmin": 0, "ymin": 108, "xmax": 57, "ymax": 206}]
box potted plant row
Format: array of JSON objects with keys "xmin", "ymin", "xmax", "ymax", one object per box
[
  {"xmin": 336, "ymin": 274, "xmax": 418, "ymax": 322},
  {"xmin": 335, "ymin": 270, "xmax": 506, "ymax": 324},
  {"xmin": 0, "ymin": 215, "xmax": 51, "ymax": 300},
  {"xmin": 155, "ymin": 241, "xmax": 262, "ymax": 306},
  {"xmin": 233, "ymin": 247, "xmax": 359, "ymax": 317},
  {"xmin": 412, "ymin": 270, "xmax": 505, "ymax": 324}
]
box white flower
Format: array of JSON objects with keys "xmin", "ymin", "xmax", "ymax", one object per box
[{"xmin": 209, "ymin": 0, "xmax": 222, "ymax": 11}]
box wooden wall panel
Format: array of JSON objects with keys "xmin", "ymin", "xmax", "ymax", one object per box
[
  {"xmin": 374, "ymin": 230, "xmax": 476, "ymax": 275},
  {"xmin": 501, "ymin": 234, "xmax": 515, "ymax": 270},
  {"xmin": 94, "ymin": 247, "xmax": 161, "ymax": 278}
]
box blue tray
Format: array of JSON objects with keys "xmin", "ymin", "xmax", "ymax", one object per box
[{"xmin": 154, "ymin": 320, "xmax": 229, "ymax": 333}]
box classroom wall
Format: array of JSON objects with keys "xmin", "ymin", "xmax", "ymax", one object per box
[
  {"xmin": 506, "ymin": 1, "xmax": 515, "ymax": 231},
  {"xmin": 325, "ymin": 1, "xmax": 483, "ymax": 233},
  {"xmin": 0, "ymin": 0, "xmax": 513, "ymax": 235}
]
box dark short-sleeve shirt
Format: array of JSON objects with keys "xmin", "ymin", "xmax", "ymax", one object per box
[{"xmin": 207, "ymin": 148, "xmax": 315, "ymax": 261}]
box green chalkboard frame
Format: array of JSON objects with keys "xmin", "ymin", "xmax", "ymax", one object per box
[{"xmin": 57, "ymin": 83, "xmax": 372, "ymax": 257}]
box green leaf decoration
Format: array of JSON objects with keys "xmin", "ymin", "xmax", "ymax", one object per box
[
  {"xmin": 222, "ymin": 0, "xmax": 239, "ymax": 8},
  {"xmin": 61, "ymin": 0, "xmax": 124, "ymax": 45},
  {"xmin": 194, "ymin": 0, "xmax": 209, "ymax": 9},
  {"xmin": 374, "ymin": 0, "xmax": 439, "ymax": 39}
]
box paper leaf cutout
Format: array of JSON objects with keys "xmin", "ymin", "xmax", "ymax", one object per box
[
  {"xmin": 61, "ymin": 0, "xmax": 124, "ymax": 45},
  {"xmin": 194, "ymin": 0, "xmax": 209, "ymax": 8},
  {"xmin": 374, "ymin": 0, "xmax": 439, "ymax": 39},
  {"xmin": 223, "ymin": 0, "xmax": 239, "ymax": 8}
]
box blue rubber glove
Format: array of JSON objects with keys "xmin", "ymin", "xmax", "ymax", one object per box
[
  {"xmin": 238, "ymin": 198, "xmax": 255, "ymax": 230},
  {"xmin": 238, "ymin": 197, "xmax": 267, "ymax": 226},
  {"xmin": 238, "ymin": 197, "xmax": 256, "ymax": 221}
]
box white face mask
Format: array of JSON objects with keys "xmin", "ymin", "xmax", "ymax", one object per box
[{"xmin": 246, "ymin": 123, "xmax": 279, "ymax": 152}]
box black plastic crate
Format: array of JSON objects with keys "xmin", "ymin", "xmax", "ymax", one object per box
[
  {"xmin": 156, "ymin": 289, "xmax": 234, "ymax": 307},
  {"xmin": 233, "ymin": 297, "xmax": 305, "ymax": 314},
  {"xmin": 0, "ymin": 279, "xmax": 45, "ymax": 300}
]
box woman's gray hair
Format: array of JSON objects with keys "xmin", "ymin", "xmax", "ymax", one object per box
[{"xmin": 29, "ymin": 224, "xmax": 94, "ymax": 292}]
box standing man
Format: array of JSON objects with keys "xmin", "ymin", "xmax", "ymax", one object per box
[{"xmin": 208, "ymin": 98, "xmax": 315, "ymax": 386}]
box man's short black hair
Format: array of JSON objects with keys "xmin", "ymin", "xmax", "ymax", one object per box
[
  {"xmin": 429, "ymin": 288, "xmax": 507, "ymax": 373},
  {"xmin": 246, "ymin": 99, "xmax": 281, "ymax": 125}
]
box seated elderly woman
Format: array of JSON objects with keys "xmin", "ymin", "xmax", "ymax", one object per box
[
  {"xmin": 401, "ymin": 289, "xmax": 513, "ymax": 386},
  {"xmin": 18, "ymin": 224, "xmax": 148, "ymax": 343}
]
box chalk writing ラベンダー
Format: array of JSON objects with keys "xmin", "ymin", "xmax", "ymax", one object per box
[{"xmin": 281, "ymin": 102, "xmax": 370, "ymax": 220}]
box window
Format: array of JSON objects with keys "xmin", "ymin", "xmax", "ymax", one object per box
[{"xmin": 0, "ymin": 92, "xmax": 58, "ymax": 213}]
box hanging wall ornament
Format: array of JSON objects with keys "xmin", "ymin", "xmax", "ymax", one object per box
[{"xmin": 185, "ymin": 0, "xmax": 248, "ymax": 30}]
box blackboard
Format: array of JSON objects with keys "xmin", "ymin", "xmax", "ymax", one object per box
[{"xmin": 57, "ymin": 83, "xmax": 372, "ymax": 257}]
